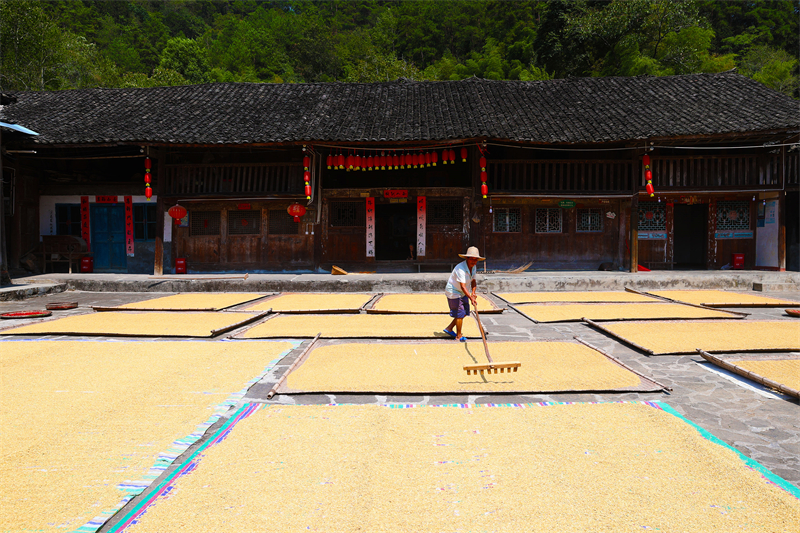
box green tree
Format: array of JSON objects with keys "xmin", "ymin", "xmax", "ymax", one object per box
[
  {"xmin": 158, "ymin": 37, "xmax": 211, "ymax": 84},
  {"xmin": 739, "ymin": 45, "xmax": 798, "ymax": 97}
]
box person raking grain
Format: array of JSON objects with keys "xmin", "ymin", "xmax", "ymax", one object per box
[{"xmin": 443, "ymin": 246, "xmax": 484, "ymax": 342}]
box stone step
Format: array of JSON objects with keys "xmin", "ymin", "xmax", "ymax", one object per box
[{"xmin": 753, "ymin": 281, "xmax": 798, "ymax": 292}]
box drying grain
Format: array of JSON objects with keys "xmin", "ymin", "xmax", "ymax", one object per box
[
  {"xmin": 496, "ymin": 291, "xmax": 659, "ymax": 303},
  {"xmin": 117, "ymin": 293, "xmax": 266, "ymax": 310},
  {"xmin": 242, "ymin": 313, "xmax": 481, "ymax": 338},
  {"xmin": 647, "ymin": 290, "xmax": 799, "ymax": 307},
  {"xmin": 734, "ymin": 359, "xmax": 800, "ymax": 391},
  {"xmin": 122, "ymin": 403, "xmax": 800, "ymax": 533},
  {"xmin": 0, "ymin": 340, "xmax": 292, "ymax": 533},
  {"xmin": 371, "ymin": 293, "xmax": 498, "ymax": 313},
  {"xmin": 282, "ymin": 341, "xmax": 644, "ymax": 393},
  {"xmin": 601, "ymin": 320, "xmax": 800, "ymax": 354},
  {"xmin": 515, "ymin": 302, "xmax": 737, "ymax": 322},
  {"xmin": 244, "ymin": 293, "xmax": 374, "ymax": 312}
]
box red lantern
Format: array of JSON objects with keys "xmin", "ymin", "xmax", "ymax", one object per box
[
  {"xmin": 168, "ymin": 204, "xmax": 187, "ymax": 221},
  {"xmin": 390, "ymin": 153, "xmax": 397, "ymax": 169},
  {"xmin": 305, "ymin": 184, "xmax": 312, "ymax": 198},
  {"xmin": 431, "ymin": 151, "xmax": 438, "ymax": 166},
  {"xmin": 144, "ymin": 157, "xmax": 151, "ymax": 170},
  {"xmin": 144, "ymin": 174, "xmax": 151, "ymax": 184},
  {"xmin": 480, "ymin": 183, "xmax": 488, "ymax": 197},
  {"xmin": 449, "ymin": 149, "xmax": 456, "ymax": 164},
  {"xmin": 480, "ymin": 171, "xmax": 488, "ymax": 182},
  {"xmin": 347, "ymin": 154, "xmax": 354, "ymax": 171},
  {"xmin": 287, "ymin": 203, "xmax": 307, "ymax": 222},
  {"xmin": 409, "ymin": 153, "xmax": 416, "ymax": 168},
  {"xmin": 303, "ymin": 156, "xmax": 310, "ymax": 170},
  {"xmin": 441, "ymin": 150, "xmax": 447, "ymax": 164},
  {"xmin": 479, "ymin": 156, "xmax": 487, "ymax": 171},
  {"xmin": 424, "ymin": 152, "xmax": 430, "ymax": 167},
  {"xmin": 145, "ymin": 187, "xmax": 153, "ymax": 200},
  {"xmin": 646, "ymin": 182, "xmax": 655, "ymax": 196},
  {"xmin": 338, "ymin": 153, "xmax": 345, "ymax": 169},
  {"xmin": 645, "ymin": 170, "xmax": 652, "ymax": 182},
  {"xmin": 643, "ymin": 155, "xmax": 650, "ymax": 167},
  {"xmin": 304, "ymin": 171, "xmax": 311, "ymax": 183},
  {"xmin": 326, "ymin": 154, "xmax": 332, "ymax": 169},
  {"xmin": 367, "ymin": 155, "xmax": 374, "ymax": 170},
  {"xmin": 461, "ymin": 147, "xmax": 468, "ymax": 162}
]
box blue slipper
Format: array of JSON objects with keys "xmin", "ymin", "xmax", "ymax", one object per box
[
  {"xmin": 443, "ymin": 329, "xmax": 457, "ymax": 339},
  {"xmin": 459, "ymin": 336, "xmax": 468, "ymax": 342}
]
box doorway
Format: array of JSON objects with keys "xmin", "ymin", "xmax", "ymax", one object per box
[
  {"xmin": 673, "ymin": 203, "xmax": 707, "ymax": 269},
  {"xmin": 90, "ymin": 204, "xmax": 127, "ymax": 271},
  {"xmin": 375, "ymin": 202, "xmax": 416, "ymax": 261}
]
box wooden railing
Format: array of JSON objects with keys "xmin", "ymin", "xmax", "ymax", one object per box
[
  {"xmin": 163, "ymin": 163, "xmax": 303, "ymax": 196},
  {"xmin": 648, "ymin": 153, "xmax": 785, "ymax": 189},
  {"xmin": 488, "ymin": 159, "xmax": 634, "ymax": 193}
]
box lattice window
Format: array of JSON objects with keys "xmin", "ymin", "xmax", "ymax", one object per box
[
  {"xmin": 133, "ymin": 204, "xmax": 157, "ymax": 241},
  {"xmin": 638, "ymin": 202, "xmax": 666, "ymax": 231},
  {"xmin": 228, "ymin": 210, "xmax": 261, "ymax": 235},
  {"xmin": 268, "ymin": 209, "xmax": 298, "ymax": 235},
  {"xmin": 427, "ymin": 199, "xmax": 462, "ymax": 225},
  {"xmin": 577, "ymin": 208, "xmax": 603, "ymax": 232},
  {"xmin": 716, "ymin": 201, "xmax": 750, "ymax": 231},
  {"xmin": 190, "ymin": 211, "xmax": 220, "ymax": 236},
  {"xmin": 330, "ymin": 200, "xmax": 366, "ymax": 227},
  {"xmin": 55, "ymin": 204, "xmax": 82, "ymax": 236},
  {"xmin": 493, "ymin": 208, "xmax": 521, "ymax": 233},
  {"xmin": 535, "ymin": 208, "xmax": 562, "ymax": 233}
]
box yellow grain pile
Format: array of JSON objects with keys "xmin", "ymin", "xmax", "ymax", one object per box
[
  {"xmin": 371, "ymin": 293, "xmax": 498, "ymax": 313},
  {"xmin": 117, "ymin": 293, "xmax": 266, "ymax": 310},
  {"xmin": 244, "ymin": 293, "xmax": 374, "ymax": 312},
  {"xmin": 242, "ymin": 313, "xmax": 481, "ymax": 339},
  {"xmin": 496, "ymin": 291, "xmax": 658, "ymax": 303},
  {"xmin": 122, "ymin": 403, "xmax": 800, "ymax": 533},
  {"xmin": 1, "ymin": 311, "xmax": 259, "ymax": 337},
  {"xmin": 0, "ymin": 340, "xmax": 292, "ymax": 533},
  {"xmin": 648, "ymin": 290, "xmax": 799, "ymax": 307},
  {"xmin": 515, "ymin": 302, "xmax": 736, "ymax": 323},
  {"xmin": 735, "ymin": 359, "xmax": 800, "ymax": 392},
  {"xmin": 601, "ymin": 320, "xmax": 800, "ymax": 354},
  {"xmin": 283, "ymin": 341, "xmax": 642, "ymax": 393}
]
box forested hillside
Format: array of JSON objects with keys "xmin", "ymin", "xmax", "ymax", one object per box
[{"xmin": 1, "ymin": 0, "xmax": 797, "ymax": 97}]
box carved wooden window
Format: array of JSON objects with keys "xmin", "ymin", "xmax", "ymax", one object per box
[
  {"xmin": 577, "ymin": 208, "xmax": 603, "ymax": 232},
  {"xmin": 716, "ymin": 201, "xmax": 750, "ymax": 231},
  {"xmin": 330, "ymin": 200, "xmax": 366, "ymax": 227},
  {"xmin": 228, "ymin": 210, "xmax": 261, "ymax": 235},
  {"xmin": 493, "ymin": 208, "xmax": 521, "ymax": 233},
  {"xmin": 535, "ymin": 208, "xmax": 562, "ymax": 233},
  {"xmin": 638, "ymin": 202, "xmax": 666, "ymax": 231},
  {"xmin": 427, "ymin": 199, "xmax": 462, "ymax": 225},
  {"xmin": 190, "ymin": 211, "xmax": 220, "ymax": 236},
  {"xmin": 268, "ymin": 209, "xmax": 298, "ymax": 235}
]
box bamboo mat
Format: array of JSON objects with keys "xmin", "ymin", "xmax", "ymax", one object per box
[
  {"xmin": 514, "ymin": 302, "xmax": 740, "ymax": 323},
  {"xmin": 495, "ymin": 291, "xmax": 659, "ymax": 304},
  {"xmin": 105, "ymin": 293, "xmax": 268, "ymax": 311},
  {"xmin": 699, "ymin": 353, "xmax": 800, "ymax": 399},
  {"xmin": 0, "ymin": 311, "xmax": 264, "ymax": 337},
  {"xmin": 243, "ymin": 293, "xmax": 375, "ymax": 313},
  {"xmin": 645, "ymin": 290, "xmax": 800, "ymax": 308},
  {"xmin": 240, "ymin": 313, "xmax": 481, "ymax": 339},
  {"xmin": 0, "ymin": 340, "xmax": 294, "ymax": 533},
  {"xmin": 369, "ymin": 293, "xmax": 501, "ymax": 314},
  {"xmin": 592, "ymin": 320, "xmax": 800, "ymax": 355},
  {"xmin": 276, "ymin": 341, "xmax": 662, "ymax": 394},
  {"xmin": 114, "ymin": 402, "xmax": 800, "ymax": 533}
]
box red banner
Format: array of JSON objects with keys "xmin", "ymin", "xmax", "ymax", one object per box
[
  {"xmin": 416, "ymin": 196, "xmax": 426, "ymax": 257},
  {"xmin": 80, "ymin": 196, "xmax": 91, "ymax": 252},
  {"xmin": 366, "ymin": 197, "xmax": 375, "ymax": 258},
  {"xmin": 124, "ymin": 196, "xmax": 134, "ymax": 257},
  {"xmin": 383, "ymin": 189, "xmax": 408, "ymax": 198}
]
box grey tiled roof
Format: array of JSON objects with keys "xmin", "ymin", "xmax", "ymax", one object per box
[{"xmin": 2, "ymin": 72, "xmax": 797, "ymax": 145}]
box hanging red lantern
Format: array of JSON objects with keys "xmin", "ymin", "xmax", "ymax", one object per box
[
  {"xmin": 347, "ymin": 154, "xmax": 354, "ymax": 171},
  {"xmin": 391, "ymin": 153, "xmax": 397, "ymax": 169},
  {"xmin": 643, "ymin": 154, "xmax": 650, "ymax": 167},
  {"xmin": 144, "ymin": 157, "xmax": 151, "ymax": 170},
  {"xmin": 303, "ymin": 156, "xmax": 310, "ymax": 170},
  {"xmin": 645, "ymin": 169, "xmax": 652, "ymax": 182},
  {"xmin": 410, "ymin": 153, "xmax": 417, "ymax": 168},
  {"xmin": 287, "ymin": 203, "xmax": 307, "ymax": 222},
  {"xmin": 338, "ymin": 153, "xmax": 345, "ymax": 169},
  {"xmin": 646, "ymin": 182, "xmax": 655, "ymax": 196},
  {"xmin": 305, "ymin": 184, "xmax": 312, "ymax": 198},
  {"xmin": 145, "ymin": 187, "xmax": 153, "ymax": 200},
  {"xmin": 449, "ymin": 149, "xmax": 456, "ymax": 164},
  {"xmin": 168, "ymin": 204, "xmax": 187, "ymax": 221},
  {"xmin": 480, "ymin": 171, "xmax": 488, "ymax": 182},
  {"xmin": 354, "ymin": 154, "xmax": 360, "ymax": 171},
  {"xmin": 479, "ymin": 156, "xmax": 487, "ymax": 171},
  {"xmin": 144, "ymin": 174, "xmax": 151, "ymax": 184},
  {"xmin": 480, "ymin": 183, "xmax": 488, "ymax": 198},
  {"xmin": 461, "ymin": 147, "xmax": 468, "ymax": 162},
  {"xmin": 326, "ymin": 154, "xmax": 333, "ymax": 169},
  {"xmin": 304, "ymin": 171, "xmax": 311, "ymax": 183},
  {"xmin": 442, "ymin": 150, "xmax": 448, "ymax": 164},
  {"xmin": 431, "ymin": 151, "xmax": 438, "ymax": 166},
  {"xmin": 424, "ymin": 152, "xmax": 430, "ymax": 167}
]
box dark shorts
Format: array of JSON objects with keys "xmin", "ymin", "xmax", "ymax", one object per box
[{"xmin": 447, "ymin": 295, "xmax": 471, "ymax": 319}]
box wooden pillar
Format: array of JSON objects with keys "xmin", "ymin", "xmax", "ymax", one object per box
[
  {"xmin": 778, "ymin": 190, "xmax": 787, "ymax": 270},
  {"xmin": 630, "ymin": 194, "xmax": 638, "ymax": 272},
  {"xmin": 152, "ymin": 149, "xmax": 164, "ymax": 276},
  {"xmin": 707, "ymin": 198, "xmax": 717, "ymax": 269}
]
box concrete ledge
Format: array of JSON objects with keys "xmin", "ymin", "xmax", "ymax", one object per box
[{"xmin": 0, "ymin": 282, "xmax": 67, "ymax": 301}]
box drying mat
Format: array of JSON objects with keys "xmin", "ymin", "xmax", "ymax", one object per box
[
  {"xmin": 95, "ymin": 293, "xmax": 268, "ymax": 311},
  {"xmin": 239, "ymin": 313, "xmax": 481, "ymax": 339},
  {"xmin": 589, "ymin": 320, "xmax": 800, "ymax": 355},
  {"xmin": 368, "ymin": 293, "xmax": 502, "ymax": 314},
  {"xmin": 494, "ymin": 290, "xmax": 659, "ymax": 304},
  {"xmin": 0, "ymin": 339, "xmax": 294, "ymax": 533},
  {"xmin": 0, "ymin": 311, "xmax": 266, "ymax": 337},
  {"xmin": 272, "ymin": 340, "xmax": 665, "ymax": 394},
  {"xmin": 644, "ymin": 289, "xmax": 800, "ymax": 308},
  {"xmin": 242, "ymin": 293, "xmax": 375, "ymax": 313},
  {"xmin": 513, "ymin": 302, "xmax": 741, "ymax": 323},
  {"xmin": 697, "ymin": 351, "xmax": 800, "ymax": 399},
  {"xmin": 108, "ymin": 402, "xmax": 800, "ymax": 533}
]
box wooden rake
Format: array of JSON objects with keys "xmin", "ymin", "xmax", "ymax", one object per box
[{"xmin": 463, "ymin": 306, "xmax": 521, "ymax": 375}]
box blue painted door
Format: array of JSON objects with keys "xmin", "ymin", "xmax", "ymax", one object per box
[{"xmin": 91, "ymin": 204, "xmax": 127, "ymax": 271}]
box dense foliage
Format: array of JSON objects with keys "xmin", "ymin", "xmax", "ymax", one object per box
[{"xmin": 1, "ymin": 0, "xmax": 797, "ymax": 96}]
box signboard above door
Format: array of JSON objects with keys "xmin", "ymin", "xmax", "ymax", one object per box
[{"xmin": 384, "ymin": 190, "xmax": 408, "ymax": 198}]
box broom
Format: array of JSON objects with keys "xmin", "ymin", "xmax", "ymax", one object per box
[{"xmin": 463, "ymin": 305, "xmax": 521, "ymax": 375}]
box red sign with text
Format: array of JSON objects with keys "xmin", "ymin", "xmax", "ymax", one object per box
[
  {"xmin": 124, "ymin": 196, "xmax": 134, "ymax": 257},
  {"xmin": 95, "ymin": 195, "xmax": 118, "ymax": 204},
  {"xmin": 383, "ymin": 190, "xmax": 408, "ymax": 198},
  {"xmin": 80, "ymin": 196, "xmax": 91, "ymax": 252}
]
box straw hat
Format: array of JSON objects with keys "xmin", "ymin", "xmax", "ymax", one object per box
[{"xmin": 458, "ymin": 246, "xmax": 486, "ymax": 261}]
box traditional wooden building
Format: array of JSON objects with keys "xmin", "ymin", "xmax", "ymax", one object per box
[{"xmin": 1, "ymin": 72, "xmax": 797, "ymax": 274}]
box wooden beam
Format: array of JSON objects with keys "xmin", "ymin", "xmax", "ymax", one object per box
[{"xmin": 630, "ymin": 195, "xmax": 638, "ymax": 272}]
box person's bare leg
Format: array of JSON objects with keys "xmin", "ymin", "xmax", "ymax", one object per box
[
  {"xmin": 455, "ymin": 317, "xmax": 463, "ymax": 337},
  {"xmin": 445, "ymin": 318, "xmax": 457, "ymax": 335}
]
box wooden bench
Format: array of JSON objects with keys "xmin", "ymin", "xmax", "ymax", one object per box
[{"xmin": 40, "ymin": 235, "xmax": 89, "ymax": 273}]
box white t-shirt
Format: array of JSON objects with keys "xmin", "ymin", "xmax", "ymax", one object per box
[{"xmin": 445, "ymin": 260, "xmax": 476, "ymax": 299}]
